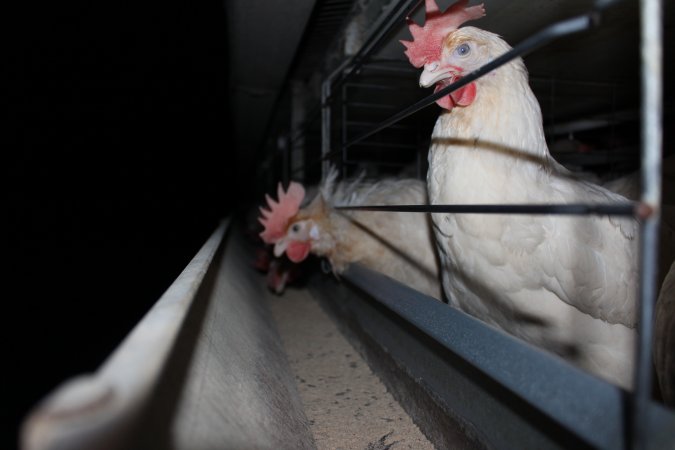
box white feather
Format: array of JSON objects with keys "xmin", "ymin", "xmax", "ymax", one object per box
[
  {"xmin": 302, "ymin": 173, "xmax": 442, "ymax": 299},
  {"xmin": 427, "ymin": 27, "xmax": 637, "ymax": 388}
]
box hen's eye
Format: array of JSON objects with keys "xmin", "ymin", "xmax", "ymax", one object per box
[
  {"xmin": 456, "ymin": 43, "xmax": 471, "ymax": 57},
  {"xmin": 291, "ymin": 224, "xmax": 301, "ymax": 233}
]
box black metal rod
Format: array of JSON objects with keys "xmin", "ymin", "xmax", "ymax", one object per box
[
  {"xmin": 344, "ymin": 82, "xmax": 420, "ymax": 91},
  {"xmin": 346, "ymin": 120, "xmax": 419, "ymax": 131},
  {"xmin": 344, "ymin": 12, "xmax": 600, "ymax": 149},
  {"xmin": 346, "ymin": 141, "xmax": 420, "ymax": 150},
  {"xmin": 336, "ymin": 202, "xmax": 637, "ymax": 216},
  {"xmin": 289, "ymin": 104, "xmax": 321, "ymax": 145},
  {"xmin": 336, "ymin": 0, "xmax": 422, "ymax": 86},
  {"xmin": 343, "ymin": 159, "xmax": 411, "ymax": 168},
  {"xmin": 343, "ymin": 102, "xmax": 401, "ymax": 110}
]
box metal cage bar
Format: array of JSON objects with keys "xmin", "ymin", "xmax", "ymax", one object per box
[
  {"xmin": 316, "ymin": 1, "xmax": 671, "ymax": 449},
  {"xmin": 633, "ymin": 0, "xmax": 664, "ymax": 448}
]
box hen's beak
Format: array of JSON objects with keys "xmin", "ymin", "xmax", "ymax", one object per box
[
  {"xmin": 419, "ymin": 62, "xmax": 456, "ymax": 88},
  {"xmin": 273, "ymin": 240, "xmax": 288, "ymax": 257}
]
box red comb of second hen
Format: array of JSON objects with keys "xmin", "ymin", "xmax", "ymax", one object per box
[
  {"xmin": 400, "ymin": 0, "xmax": 485, "ymax": 68},
  {"xmin": 259, "ymin": 182, "xmax": 305, "ymax": 244}
]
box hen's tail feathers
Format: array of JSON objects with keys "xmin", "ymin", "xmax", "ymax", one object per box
[{"xmin": 321, "ymin": 165, "xmax": 368, "ymax": 207}]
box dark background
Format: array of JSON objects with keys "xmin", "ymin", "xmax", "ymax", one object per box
[
  {"xmin": 6, "ymin": 0, "xmax": 674, "ymax": 448},
  {"xmin": 5, "ymin": 1, "xmax": 234, "ymax": 447}
]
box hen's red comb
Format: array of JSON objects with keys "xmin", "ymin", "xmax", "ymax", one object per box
[
  {"xmin": 259, "ymin": 182, "xmax": 306, "ymax": 244},
  {"xmin": 400, "ymin": 0, "xmax": 485, "ymax": 68}
]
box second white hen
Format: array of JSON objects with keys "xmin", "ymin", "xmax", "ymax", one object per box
[{"xmin": 260, "ymin": 171, "xmax": 442, "ymax": 299}]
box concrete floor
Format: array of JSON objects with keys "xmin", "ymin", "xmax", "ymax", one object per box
[{"xmin": 268, "ymin": 285, "xmax": 435, "ymax": 450}]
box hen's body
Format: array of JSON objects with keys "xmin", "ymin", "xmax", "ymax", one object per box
[
  {"xmin": 299, "ymin": 176, "xmax": 442, "ymax": 299},
  {"xmin": 426, "ymin": 27, "xmax": 637, "ymax": 388},
  {"xmin": 655, "ymin": 261, "xmax": 675, "ymax": 404}
]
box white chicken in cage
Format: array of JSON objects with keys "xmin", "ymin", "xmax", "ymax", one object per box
[
  {"xmin": 402, "ymin": 0, "xmax": 641, "ymax": 389},
  {"xmin": 259, "ymin": 169, "xmax": 442, "ymax": 299}
]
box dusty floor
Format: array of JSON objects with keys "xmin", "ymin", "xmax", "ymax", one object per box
[{"xmin": 268, "ymin": 286, "xmax": 435, "ymax": 450}]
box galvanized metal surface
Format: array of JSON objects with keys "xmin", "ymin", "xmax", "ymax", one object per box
[{"xmin": 333, "ymin": 263, "xmax": 675, "ymax": 450}]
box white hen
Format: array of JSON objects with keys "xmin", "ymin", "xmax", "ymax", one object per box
[
  {"xmin": 403, "ymin": 1, "xmax": 638, "ymax": 388},
  {"xmin": 259, "ymin": 171, "xmax": 442, "ymax": 299}
]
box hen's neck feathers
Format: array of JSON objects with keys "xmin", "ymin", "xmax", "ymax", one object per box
[
  {"xmin": 428, "ymin": 30, "xmax": 602, "ymax": 205},
  {"xmin": 294, "ymin": 183, "xmax": 376, "ymax": 271},
  {"xmin": 297, "ymin": 178, "xmax": 431, "ymax": 272},
  {"xmin": 434, "ymin": 30, "xmax": 550, "ymax": 166}
]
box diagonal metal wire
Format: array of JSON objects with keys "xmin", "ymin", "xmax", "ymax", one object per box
[{"xmin": 343, "ymin": 12, "xmax": 600, "ymax": 150}]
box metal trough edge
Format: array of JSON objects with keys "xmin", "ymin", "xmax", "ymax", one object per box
[
  {"xmin": 311, "ymin": 264, "xmax": 675, "ymax": 450},
  {"xmin": 21, "ymin": 219, "xmax": 315, "ymax": 450}
]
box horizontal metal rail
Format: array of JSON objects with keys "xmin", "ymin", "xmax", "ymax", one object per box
[
  {"xmin": 343, "ymin": 158, "xmax": 413, "ymax": 168},
  {"xmin": 530, "ymin": 76, "xmax": 622, "ymax": 89},
  {"xmin": 347, "ymin": 59, "xmax": 419, "ymax": 77},
  {"xmin": 545, "ymin": 109, "xmax": 639, "ymax": 136},
  {"xmin": 288, "ymin": 104, "xmax": 322, "ymax": 145},
  {"xmin": 344, "ymin": 12, "xmax": 600, "ymax": 150},
  {"xmin": 330, "ymin": 263, "xmax": 675, "ymax": 450},
  {"xmin": 344, "ymin": 141, "xmax": 420, "ymax": 150},
  {"xmin": 337, "ymin": 202, "xmax": 639, "ymax": 217},
  {"xmin": 345, "ymin": 120, "xmax": 420, "ymax": 131},
  {"xmin": 343, "ymin": 101, "xmax": 402, "ymax": 110},
  {"xmin": 321, "ymin": 0, "xmax": 423, "ymax": 180},
  {"xmin": 344, "ymin": 82, "xmax": 421, "ymax": 92}
]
